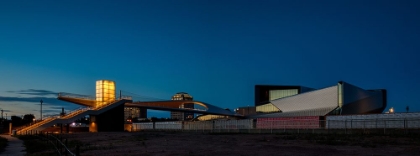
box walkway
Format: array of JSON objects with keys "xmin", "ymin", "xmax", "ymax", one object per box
[{"xmin": 0, "ymin": 134, "xmax": 25, "ymax": 156}]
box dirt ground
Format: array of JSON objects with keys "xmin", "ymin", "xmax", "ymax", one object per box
[{"xmin": 55, "ymin": 131, "xmax": 420, "ymax": 156}]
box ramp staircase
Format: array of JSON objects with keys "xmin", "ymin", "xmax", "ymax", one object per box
[
  {"xmin": 16, "ymin": 107, "xmax": 91, "ymax": 135},
  {"xmin": 17, "ymin": 95, "xmax": 131, "ymax": 135},
  {"xmin": 16, "ymin": 117, "xmax": 56, "ymax": 134}
]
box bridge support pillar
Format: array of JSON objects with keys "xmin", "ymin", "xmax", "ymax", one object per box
[
  {"xmin": 89, "ymin": 104, "xmax": 125, "ymax": 132},
  {"xmin": 89, "ymin": 116, "xmax": 98, "ymax": 132}
]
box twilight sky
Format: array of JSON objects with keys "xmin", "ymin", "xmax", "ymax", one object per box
[{"xmin": 1, "ymin": 0, "xmax": 419, "ymax": 118}]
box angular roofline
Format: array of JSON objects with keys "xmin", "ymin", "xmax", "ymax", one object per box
[{"xmin": 255, "ymin": 84, "xmax": 310, "ymax": 88}]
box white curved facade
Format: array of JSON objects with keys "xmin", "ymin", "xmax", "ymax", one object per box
[{"xmin": 255, "ymin": 81, "xmax": 387, "ymax": 118}]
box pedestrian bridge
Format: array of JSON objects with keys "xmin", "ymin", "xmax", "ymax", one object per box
[
  {"xmin": 15, "ymin": 80, "xmax": 241, "ymax": 133},
  {"xmin": 57, "ymin": 92, "xmax": 240, "ymax": 117}
]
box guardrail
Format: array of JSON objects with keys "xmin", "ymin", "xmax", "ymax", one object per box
[
  {"xmin": 58, "ymin": 92, "xmax": 132, "ymax": 101},
  {"xmin": 47, "ymin": 133, "xmax": 78, "ymax": 156},
  {"xmin": 16, "ymin": 117, "xmax": 56, "ymax": 134},
  {"xmin": 16, "ymin": 107, "xmax": 92, "ymax": 135},
  {"xmin": 58, "ymin": 92, "xmax": 96, "ymax": 101},
  {"xmin": 26, "ymin": 132, "xmax": 78, "ymax": 156}
]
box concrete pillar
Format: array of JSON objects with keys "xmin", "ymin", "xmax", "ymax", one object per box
[
  {"xmin": 9, "ymin": 123, "xmax": 12, "ymax": 135},
  {"xmin": 89, "ymin": 115, "xmax": 98, "ymax": 132}
]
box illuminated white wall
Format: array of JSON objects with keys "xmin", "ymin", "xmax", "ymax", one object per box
[
  {"xmin": 256, "ymin": 103, "xmax": 280, "ymax": 113},
  {"xmin": 269, "ymin": 89, "xmax": 298, "ymax": 100},
  {"xmin": 96, "ymin": 80, "xmax": 116, "ymax": 108},
  {"xmin": 271, "ymin": 86, "xmax": 338, "ymax": 112}
]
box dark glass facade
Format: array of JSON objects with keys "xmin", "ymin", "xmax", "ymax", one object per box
[
  {"xmin": 255, "ymin": 85, "xmax": 314, "ymax": 106},
  {"xmin": 170, "ymin": 92, "xmax": 194, "ymax": 120},
  {"xmin": 124, "ymin": 107, "xmax": 147, "ymax": 121}
]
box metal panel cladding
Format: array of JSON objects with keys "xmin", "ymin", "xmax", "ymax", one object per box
[{"xmin": 270, "ymin": 86, "xmax": 338, "ymax": 113}]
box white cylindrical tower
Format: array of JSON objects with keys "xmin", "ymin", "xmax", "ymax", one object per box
[{"xmin": 96, "ymin": 80, "xmax": 116, "ymax": 108}]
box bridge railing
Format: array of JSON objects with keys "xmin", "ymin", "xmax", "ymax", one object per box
[
  {"xmin": 25, "ymin": 132, "xmax": 78, "ymax": 156},
  {"xmin": 58, "ymin": 92, "xmax": 132, "ymax": 100},
  {"xmin": 58, "ymin": 92, "xmax": 96, "ymax": 101},
  {"xmin": 16, "ymin": 117, "xmax": 59, "ymax": 135},
  {"xmin": 61, "ymin": 107, "xmax": 92, "ymax": 119},
  {"xmin": 129, "ymin": 102, "xmax": 208, "ymax": 111},
  {"xmin": 120, "ymin": 96, "xmax": 132, "ymax": 100},
  {"xmin": 16, "ymin": 107, "xmax": 93, "ymax": 134}
]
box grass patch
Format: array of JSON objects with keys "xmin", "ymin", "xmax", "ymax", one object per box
[
  {"xmin": 17, "ymin": 135, "xmax": 56, "ymax": 154},
  {"xmin": 272, "ymin": 133, "xmax": 420, "ymax": 147},
  {"xmin": 208, "ymin": 132, "xmax": 250, "ymax": 135}
]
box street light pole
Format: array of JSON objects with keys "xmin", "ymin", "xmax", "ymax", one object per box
[{"xmin": 40, "ymin": 99, "xmax": 43, "ymax": 121}]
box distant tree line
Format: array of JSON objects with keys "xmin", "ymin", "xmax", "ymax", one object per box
[
  {"xmin": 0, "ymin": 114, "xmax": 35, "ymax": 133},
  {"xmin": 10, "ymin": 114, "xmax": 36, "ymax": 126}
]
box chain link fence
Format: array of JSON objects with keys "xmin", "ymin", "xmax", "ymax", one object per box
[{"xmin": 130, "ymin": 118, "xmax": 420, "ymax": 134}]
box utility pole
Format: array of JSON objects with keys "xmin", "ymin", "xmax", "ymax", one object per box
[{"xmin": 40, "ymin": 99, "xmax": 43, "ymax": 120}]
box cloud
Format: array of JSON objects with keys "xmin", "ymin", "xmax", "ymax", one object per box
[
  {"xmin": 0, "ymin": 96, "xmax": 54, "ymax": 103},
  {"xmin": 1, "ymin": 89, "xmax": 91, "ymax": 117},
  {"xmin": 0, "ymin": 96, "xmax": 80, "ymax": 110},
  {"xmin": 7, "ymin": 89, "xmax": 58, "ymax": 96}
]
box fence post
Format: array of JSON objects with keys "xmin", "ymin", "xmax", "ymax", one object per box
[
  {"xmin": 56, "ymin": 139, "xmax": 59, "ymax": 154},
  {"xmin": 65, "ymin": 139, "xmax": 68, "ymax": 156},
  {"xmin": 383, "ymin": 120, "xmax": 386, "ymax": 134},
  {"xmin": 344, "ymin": 120, "xmax": 346, "ymax": 134},
  {"xmin": 76, "ymin": 145, "xmax": 80, "ymax": 156},
  {"xmin": 60, "ymin": 140, "xmax": 63, "ymax": 155},
  {"xmin": 270, "ymin": 120, "xmax": 273, "ymax": 134},
  {"xmin": 363, "ymin": 120, "xmax": 365, "ymax": 133},
  {"xmin": 327, "ymin": 120, "xmax": 329, "ymax": 134},
  {"xmin": 283, "ymin": 120, "xmax": 285, "ymax": 133},
  {"xmin": 228, "ymin": 121, "xmax": 230, "ymax": 133},
  {"xmin": 298, "ymin": 125, "xmax": 300, "ymax": 134}
]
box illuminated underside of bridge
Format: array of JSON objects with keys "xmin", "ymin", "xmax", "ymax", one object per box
[
  {"xmin": 57, "ymin": 96, "xmax": 241, "ymax": 117},
  {"xmin": 57, "ymin": 80, "xmax": 241, "ymax": 117},
  {"xmin": 125, "ymin": 101, "xmax": 240, "ymax": 116}
]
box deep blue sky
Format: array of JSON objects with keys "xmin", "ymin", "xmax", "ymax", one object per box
[{"xmin": 1, "ymin": 0, "xmax": 419, "ymax": 118}]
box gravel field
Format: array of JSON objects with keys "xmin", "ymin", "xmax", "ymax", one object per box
[{"xmin": 46, "ymin": 131, "xmax": 420, "ymax": 156}]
